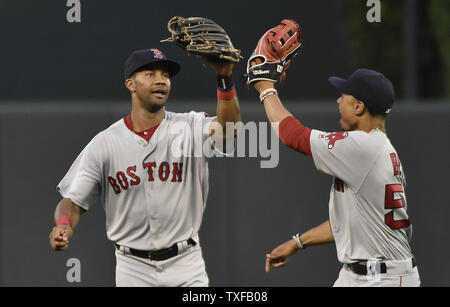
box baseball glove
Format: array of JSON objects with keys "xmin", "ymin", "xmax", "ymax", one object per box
[
  {"xmin": 245, "ymin": 19, "xmax": 302, "ymax": 86},
  {"xmin": 161, "ymin": 16, "xmax": 242, "ymax": 63}
]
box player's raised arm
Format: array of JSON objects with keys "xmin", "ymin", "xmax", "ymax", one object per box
[
  {"xmin": 252, "ymin": 79, "xmax": 292, "ymax": 126},
  {"xmin": 209, "ymin": 61, "xmax": 241, "ymax": 139},
  {"xmin": 245, "ymin": 20, "xmax": 301, "ymax": 123},
  {"xmin": 246, "ymin": 20, "xmax": 312, "ymax": 157},
  {"xmin": 161, "ymin": 16, "xmax": 241, "ymax": 140},
  {"xmin": 49, "ymin": 198, "xmax": 85, "ymax": 251}
]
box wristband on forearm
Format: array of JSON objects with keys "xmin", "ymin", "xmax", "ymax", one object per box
[
  {"xmin": 259, "ymin": 88, "xmax": 278, "ymax": 104},
  {"xmin": 217, "ymin": 75, "xmax": 234, "ymax": 91},
  {"xmin": 217, "ymin": 75, "xmax": 236, "ymax": 100},
  {"xmin": 292, "ymin": 233, "xmax": 305, "ymax": 249},
  {"xmin": 56, "ymin": 216, "xmax": 72, "ymax": 228}
]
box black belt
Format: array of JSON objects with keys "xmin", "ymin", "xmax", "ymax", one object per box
[
  {"xmin": 114, "ymin": 238, "xmax": 196, "ymax": 261},
  {"xmin": 347, "ymin": 257, "xmax": 416, "ymax": 276}
]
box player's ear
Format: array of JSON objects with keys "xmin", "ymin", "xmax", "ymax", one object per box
[
  {"xmin": 125, "ymin": 78, "xmax": 136, "ymax": 93},
  {"xmin": 355, "ymin": 100, "xmax": 366, "ymax": 116}
]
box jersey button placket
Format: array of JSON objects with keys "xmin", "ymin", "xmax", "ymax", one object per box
[
  {"xmin": 135, "ymin": 135, "xmax": 147, "ymax": 146},
  {"xmin": 142, "ymin": 142, "xmax": 158, "ymax": 244}
]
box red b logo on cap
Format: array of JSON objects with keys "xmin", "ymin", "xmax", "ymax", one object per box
[{"xmin": 150, "ymin": 48, "xmax": 164, "ymax": 59}]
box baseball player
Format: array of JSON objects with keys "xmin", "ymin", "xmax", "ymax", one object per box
[
  {"xmin": 256, "ymin": 68, "xmax": 420, "ymax": 286},
  {"xmin": 48, "ymin": 46, "xmax": 241, "ymax": 287},
  {"xmin": 246, "ymin": 21, "xmax": 420, "ymax": 287}
]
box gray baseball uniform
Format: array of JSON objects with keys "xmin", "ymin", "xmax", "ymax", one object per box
[
  {"xmin": 57, "ymin": 111, "xmax": 217, "ymax": 286},
  {"xmin": 310, "ymin": 128, "xmax": 420, "ymax": 286}
]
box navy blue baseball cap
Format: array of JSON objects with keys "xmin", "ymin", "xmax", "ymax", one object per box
[
  {"xmin": 329, "ymin": 69, "xmax": 395, "ymax": 116},
  {"xmin": 124, "ymin": 48, "xmax": 181, "ymax": 80}
]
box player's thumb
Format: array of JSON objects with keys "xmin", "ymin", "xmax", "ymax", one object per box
[{"xmin": 62, "ymin": 227, "xmax": 73, "ymax": 241}]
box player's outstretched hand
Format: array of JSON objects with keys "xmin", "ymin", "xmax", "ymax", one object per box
[
  {"xmin": 248, "ymin": 57, "xmax": 275, "ymax": 94},
  {"xmin": 265, "ymin": 239, "xmax": 299, "ymax": 272},
  {"xmin": 207, "ymin": 61, "xmax": 233, "ymax": 77},
  {"xmin": 49, "ymin": 225, "xmax": 73, "ymax": 251},
  {"xmin": 246, "ymin": 19, "xmax": 301, "ymax": 88}
]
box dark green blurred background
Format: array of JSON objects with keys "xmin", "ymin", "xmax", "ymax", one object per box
[
  {"xmin": 0, "ymin": 0, "xmax": 448, "ymax": 102},
  {"xmin": 344, "ymin": 0, "xmax": 449, "ymax": 99}
]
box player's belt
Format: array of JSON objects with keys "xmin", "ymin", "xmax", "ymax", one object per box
[
  {"xmin": 114, "ymin": 238, "xmax": 196, "ymax": 261},
  {"xmin": 346, "ymin": 257, "xmax": 417, "ymax": 275}
]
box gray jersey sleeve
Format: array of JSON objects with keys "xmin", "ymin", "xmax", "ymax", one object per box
[
  {"xmin": 56, "ymin": 137, "xmax": 103, "ymax": 211},
  {"xmin": 310, "ymin": 129, "xmax": 385, "ymax": 191}
]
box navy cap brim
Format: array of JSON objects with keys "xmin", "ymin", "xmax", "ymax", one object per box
[
  {"xmin": 132, "ymin": 59, "xmax": 181, "ymax": 78},
  {"xmin": 328, "ymin": 76, "xmax": 348, "ymax": 93}
]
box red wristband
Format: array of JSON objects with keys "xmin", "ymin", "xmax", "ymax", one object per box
[
  {"xmin": 56, "ymin": 216, "xmax": 72, "ymax": 228},
  {"xmin": 217, "ymin": 87, "xmax": 236, "ymax": 100}
]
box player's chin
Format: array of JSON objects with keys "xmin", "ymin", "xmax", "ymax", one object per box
[{"xmin": 145, "ymin": 99, "xmax": 167, "ymax": 113}]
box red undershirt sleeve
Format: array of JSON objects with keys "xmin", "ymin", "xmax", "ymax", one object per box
[{"xmin": 278, "ymin": 116, "xmax": 313, "ymax": 157}]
